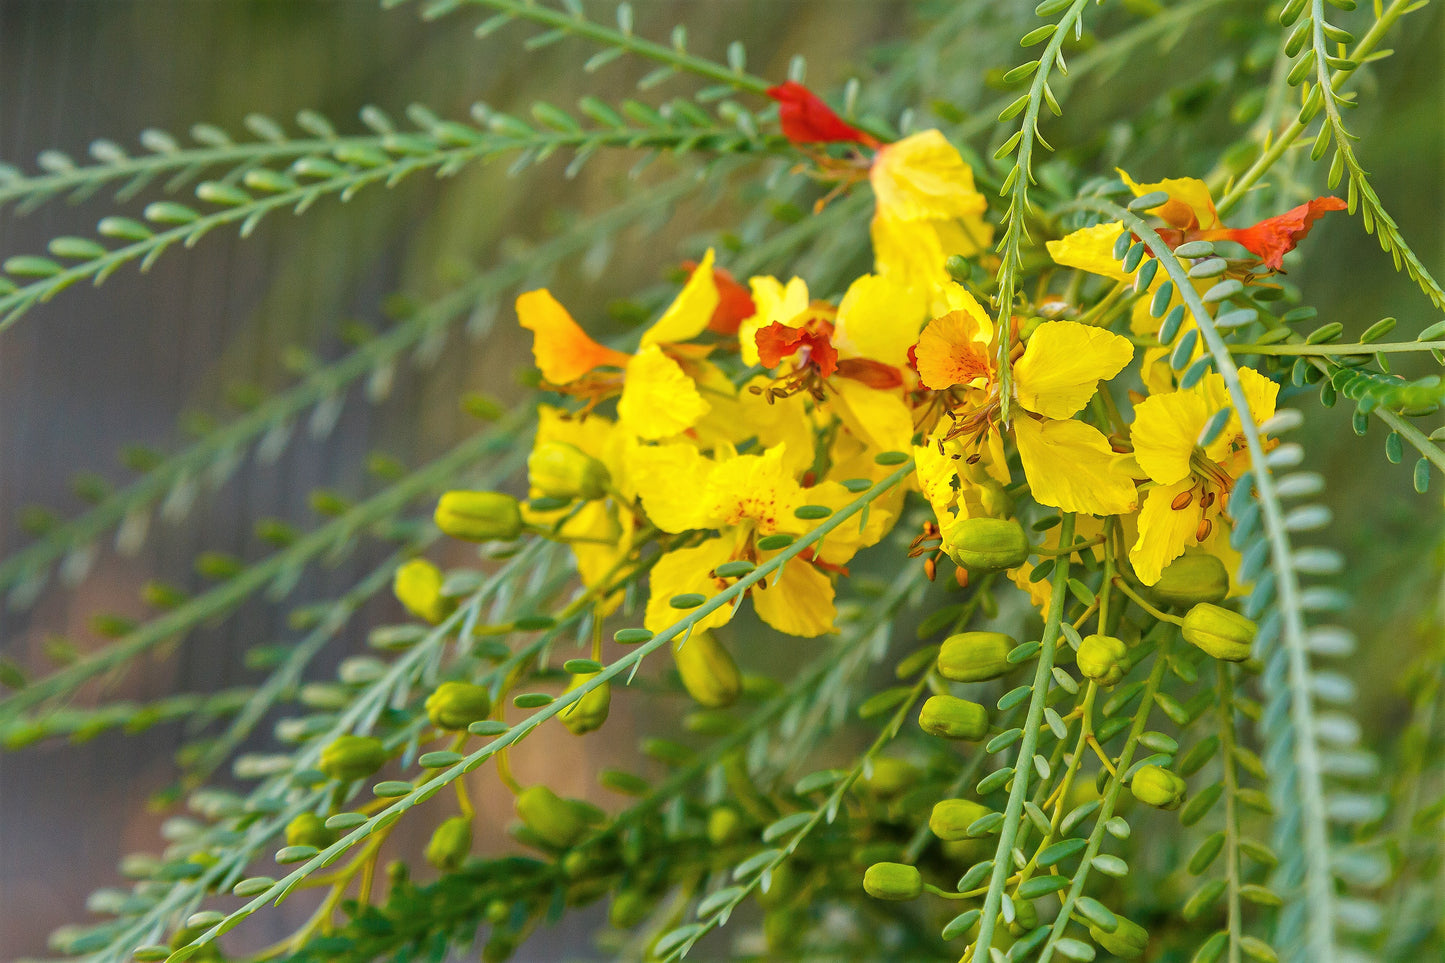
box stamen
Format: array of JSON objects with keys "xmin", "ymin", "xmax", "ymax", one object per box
[
  {"xmin": 1170, "ymin": 489, "xmax": 1194, "ymax": 511},
  {"xmin": 1195, "ymin": 518, "xmax": 1213, "ymax": 542},
  {"xmin": 923, "ymin": 556, "xmax": 937, "ymax": 582}
]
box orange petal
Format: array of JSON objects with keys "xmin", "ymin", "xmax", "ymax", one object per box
[
  {"xmin": 516, "ymin": 289, "xmax": 630, "ymax": 384},
  {"xmin": 1223, "ymin": 197, "xmax": 1346, "ymax": 270}
]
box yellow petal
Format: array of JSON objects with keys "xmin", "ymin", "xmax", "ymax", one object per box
[
  {"xmin": 1118, "ymin": 169, "xmax": 1222, "ymax": 231},
  {"xmin": 805, "ymin": 479, "xmax": 896, "ymax": 566},
  {"xmin": 516, "ymin": 288, "xmax": 631, "ymax": 384},
  {"xmin": 1199, "ymin": 367, "xmax": 1279, "ymax": 465},
  {"xmin": 627, "ymin": 442, "xmax": 719, "ymax": 533},
  {"xmin": 1045, "ymin": 223, "xmax": 1131, "ymax": 282},
  {"xmin": 1014, "ymin": 417, "xmax": 1137, "ymax": 516},
  {"xmin": 1129, "ymin": 480, "xmax": 1201, "ymax": 585},
  {"xmin": 1013, "ymin": 321, "xmax": 1133, "ymax": 419},
  {"xmin": 704, "ymin": 444, "xmax": 805, "ymax": 536},
  {"xmin": 641, "ymin": 248, "xmax": 719, "ymax": 348},
  {"xmin": 738, "ymin": 275, "xmax": 809, "ymax": 366},
  {"xmin": 565, "ymin": 501, "xmax": 634, "ymax": 616},
  {"xmin": 870, "ymin": 209, "xmax": 950, "ymax": 292},
  {"xmin": 870, "ymin": 130, "xmax": 988, "ymax": 222},
  {"xmin": 830, "ymin": 378, "xmax": 915, "ymax": 453},
  {"xmin": 617, "ymin": 344, "xmax": 711, "ymax": 440},
  {"xmin": 1130, "ymin": 387, "xmax": 1212, "ymax": 485},
  {"xmin": 644, "ymin": 540, "xmax": 736, "ymax": 634},
  {"xmin": 833, "ymin": 273, "xmax": 927, "ymax": 367},
  {"xmin": 752, "ymin": 557, "xmax": 836, "ymax": 637}
]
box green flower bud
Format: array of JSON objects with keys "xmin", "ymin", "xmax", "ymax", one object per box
[
  {"xmin": 929, "ymin": 798, "xmax": 992, "ymax": 841},
  {"xmin": 528, "ymin": 441, "xmax": 611, "ymax": 501},
  {"xmin": 863, "ymin": 862, "xmax": 922, "ymax": 901},
  {"xmin": 559, "ymin": 672, "xmax": 611, "ymax": 735},
  {"xmin": 1130, "ymin": 765, "xmax": 1187, "ymax": 810},
  {"xmin": 863, "ymin": 757, "xmax": 921, "ymax": 797},
  {"xmin": 608, "ymin": 888, "xmax": 657, "ymax": 929},
  {"xmin": 706, "ymin": 805, "xmax": 744, "ymax": 846},
  {"xmin": 393, "ymin": 558, "xmax": 455, "ymax": 625},
  {"xmin": 1150, "ymin": 553, "xmax": 1230, "ymax": 607},
  {"xmin": 937, "ymin": 631, "xmax": 1016, "ymax": 682},
  {"xmin": 919, "ymin": 695, "xmax": 989, "ymax": 741},
  {"xmin": 1089, "ymin": 915, "xmax": 1149, "ymax": 958},
  {"xmin": 673, "ymin": 631, "xmax": 741, "ymax": 708},
  {"xmin": 1008, "ymin": 896, "xmax": 1039, "ymax": 936},
  {"xmin": 942, "ymin": 517, "xmax": 1030, "ymax": 571},
  {"xmin": 1077, "ymin": 634, "xmax": 1129, "ymax": 686},
  {"xmin": 434, "ymin": 490, "xmax": 523, "ymax": 542},
  {"xmin": 1181, "ymin": 603, "xmax": 1257, "ymax": 662},
  {"xmin": 425, "ymin": 815, "xmax": 473, "ymax": 871},
  {"xmin": 425, "ymin": 681, "xmax": 493, "ymax": 731},
  {"xmin": 318, "ymin": 734, "xmax": 389, "ymax": 782},
  {"xmin": 284, "ymin": 812, "xmax": 335, "ymax": 850},
  {"xmin": 515, "ymin": 785, "xmax": 602, "ymax": 849}
]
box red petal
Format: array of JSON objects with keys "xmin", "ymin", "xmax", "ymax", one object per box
[
  {"xmin": 835, "ymin": 358, "xmax": 903, "ymax": 390},
  {"xmin": 755, "ymin": 322, "xmax": 807, "ymax": 368},
  {"xmin": 709, "ymin": 266, "xmax": 756, "ymax": 335},
  {"xmin": 766, "ymin": 81, "xmax": 878, "ymax": 147},
  {"xmin": 806, "ymin": 331, "xmax": 839, "ymax": 379},
  {"xmin": 1226, "ymin": 196, "xmax": 1347, "ymax": 270}
]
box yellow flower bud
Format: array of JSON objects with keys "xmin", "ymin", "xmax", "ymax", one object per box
[
  {"xmin": 425, "ymin": 815, "xmax": 473, "ymax": 871},
  {"xmin": 434, "ymin": 490, "xmax": 523, "ymax": 542},
  {"xmin": 941, "ymin": 516, "xmax": 1030, "ymax": 571},
  {"xmin": 1130, "ymin": 765, "xmax": 1187, "ymax": 810},
  {"xmin": 284, "ymin": 812, "xmax": 335, "ymax": 850},
  {"xmin": 1181, "ymin": 603, "xmax": 1256, "ymax": 662},
  {"xmin": 528, "ymin": 441, "xmax": 611, "ymax": 501},
  {"xmin": 937, "ymin": 631, "xmax": 1016, "ymax": 682},
  {"xmin": 863, "ymin": 757, "xmax": 921, "ymax": 797},
  {"xmin": 673, "ymin": 631, "xmax": 741, "ymax": 708},
  {"xmin": 425, "ymin": 681, "xmax": 493, "ymax": 731},
  {"xmin": 1150, "ymin": 553, "xmax": 1229, "ymax": 607},
  {"xmin": 929, "ymin": 798, "xmax": 991, "ymax": 841},
  {"xmin": 863, "ymin": 862, "xmax": 922, "ymax": 901},
  {"xmin": 919, "ymin": 695, "xmax": 989, "ymax": 741},
  {"xmin": 559, "ymin": 672, "xmax": 611, "ymax": 735},
  {"xmin": 706, "ymin": 805, "xmax": 744, "ymax": 846},
  {"xmin": 392, "ymin": 558, "xmax": 455, "ymax": 624},
  {"xmin": 1089, "ymin": 916, "xmax": 1149, "ymax": 958},
  {"xmin": 515, "ymin": 785, "xmax": 601, "ymax": 849},
  {"xmin": 318, "ymin": 734, "xmax": 389, "ymax": 782},
  {"xmin": 1077, "ymin": 634, "xmax": 1129, "ymax": 686}
]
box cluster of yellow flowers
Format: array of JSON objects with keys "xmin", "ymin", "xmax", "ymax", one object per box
[{"xmin": 398, "ymin": 83, "xmax": 1341, "ymax": 701}]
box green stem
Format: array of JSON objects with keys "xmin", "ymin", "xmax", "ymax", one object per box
[
  {"xmin": 1218, "ymin": 663, "xmax": 1246, "ymax": 963},
  {"xmin": 970, "ymin": 514, "xmax": 1075, "ymax": 957},
  {"xmin": 1229, "ymin": 339, "xmax": 1445, "ymax": 356}
]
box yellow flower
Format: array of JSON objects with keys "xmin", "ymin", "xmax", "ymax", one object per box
[
  {"xmin": 912, "ymin": 290, "xmax": 1137, "ymax": 517},
  {"xmin": 517, "ymin": 250, "xmax": 721, "ymax": 441},
  {"xmin": 868, "ymin": 130, "xmax": 993, "ymax": 296},
  {"xmin": 1128, "ymin": 368, "xmax": 1279, "ymax": 584},
  {"xmin": 629, "ymin": 442, "xmax": 845, "ymax": 638}
]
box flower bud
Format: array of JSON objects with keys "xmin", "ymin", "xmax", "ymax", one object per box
[
  {"xmin": 862, "ymin": 862, "xmax": 922, "ymax": 901},
  {"xmin": 608, "ymin": 888, "xmax": 657, "ymax": 929},
  {"xmin": 515, "ymin": 785, "xmax": 600, "ymax": 849},
  {"xmin": 929, "ymin": 798, "xmax": 991, "ymax": 841},
  {"xmin": 937, "ymin": 631, "xmax": 1016, "ymax": 683},
  {"xmin": 1150, "ymin": 553, "xmax": 1229, "ymax": 607},
  {"xmin": 673, "ymin": 632, "xmax": 741, "ymax": 708},
  {"xmin": 863, "ymin": 757, "xmax": 920, "ymax": 797},
  {"xmin": 706, "ymin": 805, "xmax": 744, "ymax": 846},
  {"xmin": 1008, "ymin": 896, "xmax": 1040, "ymax": 936},
  {"xmin": 392, "ymin": 558, "xmax": 455, "ymax": 624},
  {"xmin": 434, "ymin": 490, "xmax": 523, "ymax": 542},
  {"xmin": 285, "ymin": 812, "xmax": 335, "ymax": 850},
  {"xmin": 1089, "ymin": 916, "xmax": 1149, "ymax": 958},
  {"xmin": 425, "ymin": 815, "xmax": 473, "ymax": 871},
  {"xmin": 918, "ymin": 695, "xmax": 989, "ymax": 741},
  {"xmin": 528, "ymin": 441, "xmax": 610, "ymax": 501},
  {"xmin": 1130, "ymin": 765, "xmax": 1187, "ymax": 810},
  {"xmin": 559, "ymin": 672, "xmax": 611, "ymax": 735},
  {"xmin": 1077, "ymin": 634, "xmax": 1129, "ymax": 686},
  {"xmin": 425, "ymin": 681, "xmax": 493, "ymax": 731},
  {"xmin": 1181, "ymin": 603, "xmax": 1256, "ymax": 662},
  {"xmin": 941, "ymin": 516, "xmax": 1030, "ymax": 571},
  {"xmin": 318, "ymin": 734, "xmax": 389, "ymax": 782}
]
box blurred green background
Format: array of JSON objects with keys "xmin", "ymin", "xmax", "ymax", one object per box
[{"xmin": 0, "ymin": 1, "xmax": 1439, "ymax": 959}]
